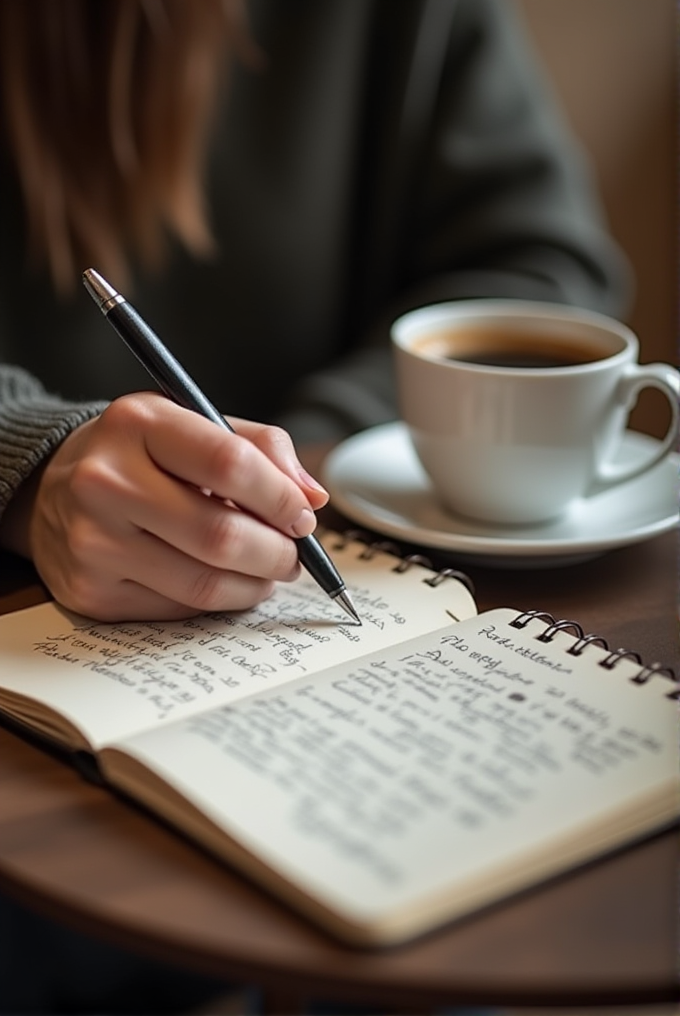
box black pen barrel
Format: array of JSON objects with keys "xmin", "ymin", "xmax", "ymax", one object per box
[
  {"xmin": 105, "ymin": 301, "xmax": 233, "ymax": 433},
  {"xmin": 294, "ymin": 534, "xmax": 343, "ymax": 597}
]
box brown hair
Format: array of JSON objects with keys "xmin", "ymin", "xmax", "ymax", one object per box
[{"xmin": 0, "ymin": 0, "xmax": 255, "ymax": 293}]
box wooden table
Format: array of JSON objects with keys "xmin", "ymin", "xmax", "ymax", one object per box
[{"xmin": 0, "ymin": 527, "xmax": 678, "ymax": 1012}]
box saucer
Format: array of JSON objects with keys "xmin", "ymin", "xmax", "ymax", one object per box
[{"xmin": 322, "ymin": 422, "xmax": 679, "ymax": 567}]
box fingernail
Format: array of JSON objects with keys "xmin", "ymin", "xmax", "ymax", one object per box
[
  {"xmin": 298, "ymin": 467, "xmax": 328, "ymax": 495},
  {"xmin": 291, "ymin": 507, "xmax": 316, "ymax": 538}
]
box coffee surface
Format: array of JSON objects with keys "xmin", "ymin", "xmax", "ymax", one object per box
[
  {"xmin": 413, "ymin": 327, "xmax": 607, "ymax": 369},
  {"xmin": 446, "ymin": 349, "xmax": 592, "ymax": 368}
]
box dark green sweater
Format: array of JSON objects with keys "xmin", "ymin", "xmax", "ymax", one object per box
[{"xmin": 0, "ymin": 0, "xmax": 629, "ymax": 520}]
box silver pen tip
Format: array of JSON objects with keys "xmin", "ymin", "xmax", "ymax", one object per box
[
  {"xmin": 82, "ymin": 268, "xmax": 118, "ymax": 310},
  {"xmin": 335, "ymin": 589, "xmax": 361, "ymax": 625}
]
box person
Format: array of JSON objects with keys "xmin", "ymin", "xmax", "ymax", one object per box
[
  {"xmin": 0, "ymin": 0, "xmax": 629, "ymax": 624},
  {"xmin": 0, "ymin": 0, "xmax": 630, "ymax": 1012}
]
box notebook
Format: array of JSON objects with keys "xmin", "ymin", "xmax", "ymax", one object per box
[{"xmin": 0, "ymin": 528, "xmax": 677, "ymax": 945}]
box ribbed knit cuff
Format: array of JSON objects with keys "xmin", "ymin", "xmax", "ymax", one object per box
[{"xmin": 0, "ymin": 366, "xmax": 108, "ymax": 519}]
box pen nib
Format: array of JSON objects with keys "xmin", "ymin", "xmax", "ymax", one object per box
[{"xmin": 334, "ymin": 589, "xmax": 361, "ymax": 625}]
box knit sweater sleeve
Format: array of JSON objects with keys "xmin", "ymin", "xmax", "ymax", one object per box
[{"xmin": 0, "ymin": 364, "xmax": 107, "ymax": 521}]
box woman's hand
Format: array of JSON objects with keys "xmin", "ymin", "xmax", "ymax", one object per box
[{"xmin": 0, "ymin": 393, "xmax": 329, "ymax": 620}]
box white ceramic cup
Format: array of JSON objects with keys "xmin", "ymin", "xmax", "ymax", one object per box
[{"xmin": 391, "ymin": 300, "xmax": 680, "ymax": 525}]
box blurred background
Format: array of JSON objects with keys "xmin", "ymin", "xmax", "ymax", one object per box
[{"xmin": 517, "ymin": 0, "xmax": 676, "ymax": 440}]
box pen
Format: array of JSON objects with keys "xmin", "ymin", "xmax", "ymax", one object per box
[{"xmin": 82, "ymin": 268, "xmax": 360, "ymax": 624}]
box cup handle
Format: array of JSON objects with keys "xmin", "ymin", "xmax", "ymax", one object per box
[{"xmin": 591, "ymin": 362, "xmax": 679, "ymax": 492}]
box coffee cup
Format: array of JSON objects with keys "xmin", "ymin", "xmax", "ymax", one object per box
[{"xmin": 391, "ymin": 300, "xmax": 679, "ymax": 525}]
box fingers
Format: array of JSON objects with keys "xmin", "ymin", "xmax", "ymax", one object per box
[
  {"xmin": 71, "ymin": 495, "xmax": 299, "ymax": 605},
  {"xmin": 227, "ymin": 416, "xmax": 330, "ymax": 511},
  {"xmin": 72, "ymin": 437, "xmax": 303, "ymax": 578},
  {"xmin": 132, "ymin": 492, "xmax": 301, "ymax": 582},
  {"xmin": 41, "ymin": 563, "xmax": 275, "ymax": 623},
  {"xmin": 116, "ymin": 528, "xmax": 281, "ymax": 614},
  {"xmin": 47, "ymin": 525, "xmax": 279, "ymax": 621},
  {"xmin": 108, "ymin": 397, "xmax": 323, "ymax": 538},
  {"xmin": 25, "ymin": 394, "xmax": 322, "ymax": 621}
]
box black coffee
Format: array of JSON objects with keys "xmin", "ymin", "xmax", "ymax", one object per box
[
  {"xmin": 446, "ymin": 349, "xmax": 594, "ymax": 368},
  {"xmin": 414, "ymin": 327, "xmax": 605, "ymax": 369}
]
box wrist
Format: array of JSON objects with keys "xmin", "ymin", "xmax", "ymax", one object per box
[{"xmin": 0, "ymin": 462, "xmax": 46, "ymax": 558}]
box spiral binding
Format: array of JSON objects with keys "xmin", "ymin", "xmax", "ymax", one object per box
[
  {"xmin": 327, "ymin": 528, "xmax": 475, "ymax": 596},
  {"xmin": 510, "ymin": 609, "xmax": 679, "ymax": 699},
  {"xmin": 324, "ymin": 532, "xmax": 677, "ymax": 698}
]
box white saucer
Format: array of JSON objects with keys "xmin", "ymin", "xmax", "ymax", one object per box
[{"xmin": 322, "ymin": 422, "xmax": 679, "ymax": 567}]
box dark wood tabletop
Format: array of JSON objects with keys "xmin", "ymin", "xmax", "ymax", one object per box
[{"xmin": 0, "ymin": 521, "xmax": 678, "ymax": 1012}]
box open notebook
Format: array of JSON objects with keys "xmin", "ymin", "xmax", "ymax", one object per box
[{"xmin": 0, "ymin": 529, "xmax": 677, "ymax": 945}]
